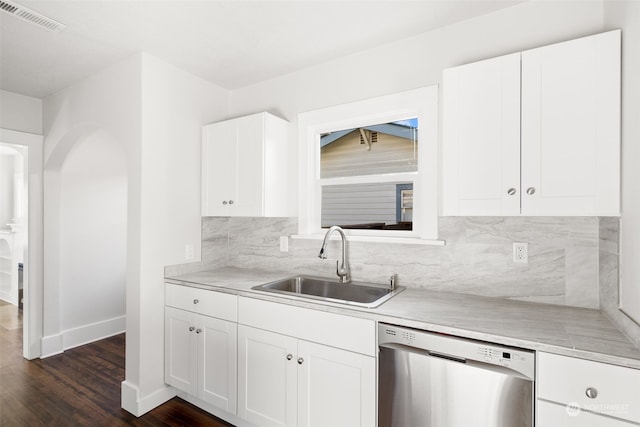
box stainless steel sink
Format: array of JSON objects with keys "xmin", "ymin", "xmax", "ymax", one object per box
[{"xmin": 251, "ymin": 275, "xmax": 404, "ymax": 308}]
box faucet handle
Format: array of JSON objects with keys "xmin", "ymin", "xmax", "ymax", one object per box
[{"xmin": 390, "ymin": 274, "xmax": 397, "ymax": 290}]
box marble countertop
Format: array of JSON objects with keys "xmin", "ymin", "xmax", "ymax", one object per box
[{"xmin": 165, "ymin": 267, "xmax": 640, "ymax": 369}]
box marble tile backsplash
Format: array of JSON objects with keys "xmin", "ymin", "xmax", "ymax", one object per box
[
  {"xmin": 188, "ymin": 216, "xmax": 606, "ymax": 309},
  {"xmin": 598, "ymin": 218, "xmax": 640, "ymax": 348}
]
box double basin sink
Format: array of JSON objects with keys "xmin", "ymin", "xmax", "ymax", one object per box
[{"xmin": 251, "ymin": 275, "xmax": 404, "ymax": 308}]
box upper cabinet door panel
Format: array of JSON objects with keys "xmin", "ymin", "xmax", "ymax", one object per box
[
  {"xmin": 234, "ymin": 115, "xmax": 265, "ymax": 217},
  {"xmin": 202, "ymin": 120, "xmax": 238, "ymax": 216},
  {"xmin": 521, "ymin": 30, "xmax": 621, "ymax": 215},
  {"xmin": 442, "ymin": 52, "xmax": 521, "ymax": 216}
]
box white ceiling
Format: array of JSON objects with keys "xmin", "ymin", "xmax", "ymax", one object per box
[{"xmin": 1, "ymin": 0, "xmax": 522, "ymax": 99}]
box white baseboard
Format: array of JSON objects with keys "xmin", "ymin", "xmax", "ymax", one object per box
[
  {"xmin": 41, "ymin": 333, "xmax": 64, "ymax": 358},
  {"xmin": 40, "ymin": 315, "xmax": 126, "ymax": 358},
  {"xmin": 61, "ymin": 315, "xmax": 126, "ymax": 351},
  {"xmin": 121, "ymin": 381, "xmax": 176, "ymax": 417},
  {"xmin": 0, "ymin": 291, "xmax": 18, "ymax": 306}
]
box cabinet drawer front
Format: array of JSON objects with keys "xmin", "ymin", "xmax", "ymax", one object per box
[
  {"xmin": 165, "ymin": 283, "xmax": 237, "ymax": 321},
  {"xmin": 238, "ymin": 297, "xmax": 375, "ymax": 356},
  {"xmin": 538, "ymin": 352, "xmax": 640, "ymax": 424},
  {"xmin": 538, "ymin": 400, "xmax": 637, "ymax": 427}
]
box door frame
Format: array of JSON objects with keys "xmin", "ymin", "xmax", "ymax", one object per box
[{"xmin": 1, "ymin": 128, "xmax": 43, "ymax": 359}]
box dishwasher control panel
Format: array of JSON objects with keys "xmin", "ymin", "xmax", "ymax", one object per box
[{"xmin": 379, "ymin": 323, "xmax": 535, "ymax": 380}]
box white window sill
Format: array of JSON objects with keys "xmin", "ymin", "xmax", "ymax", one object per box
[{"xmin": 290, "ymin": 234, "xmax": 445, "ymax": 246}]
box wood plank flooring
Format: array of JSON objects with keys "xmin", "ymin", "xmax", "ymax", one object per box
[{"xmin": 0, "ymin": 302, "xmax": 235, "ymax": 426}]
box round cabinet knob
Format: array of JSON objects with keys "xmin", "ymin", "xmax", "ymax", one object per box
[
  {"xmin": 585, "ymin": 387, "xmax": 598, "ymax": 399},
  {"xmin": 193, "ymin": 299, "xmax": 199, "ymax": 304},
  {"xmin": 195, "ymin": 328, "xmax": 202, "ymax": 334},
  {"xmin": 526, "ymin": 187, "xmax": 536, "ymax": 195},
  {"xmin": 297, "ymin": 357, "xmax": 304, "ymax": 365},
  {"xmin": 188, "ymin": 326, "xmax": 195, "ymax": 332},
  {"xmin": 228, "ymin": 200, "xmax": 234, "ymax": 205},
  {"xmin": 507, "ymin": 188, "xmax": 517, "ymax": 196},
  {"xmin": 222, "ymin": 201, "xmax": 228, "ymax": 205},
  {"xmin": 286, "ymin": 354, "xmax": 293, "ymax": 361}
]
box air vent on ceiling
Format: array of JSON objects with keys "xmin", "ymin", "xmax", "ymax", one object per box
[{"xmin": 0, "ymin": 0, "xmax": 66, "ymax": 32}]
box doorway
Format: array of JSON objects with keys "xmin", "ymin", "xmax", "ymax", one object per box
[
  {"xmin": 0, "ymin": 128, "xmax": 43, "ymax": 360},
  {"xmin": 0, "ymin": 142, "xmax": 28, "ymax": 355}
]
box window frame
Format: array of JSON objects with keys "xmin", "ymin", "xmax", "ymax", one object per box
[{"xmin": 297, "ymin": 86, "xmax": 439, "ymax": 241}]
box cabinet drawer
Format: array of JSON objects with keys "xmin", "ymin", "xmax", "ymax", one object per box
[
  {"xmin": 538, "ymin": 400, "xmax": 637, "ymax": 427},
  {"xmin": 165, "ymin": 283, "xmax": 237, "ymax": 321},
  {"xmin": 238, "ymin": 297, "xmax": 375, "ymax": 356},
  {"xmin": 538, "ymin": 352, "xmax": 640, "ymax": 424}
]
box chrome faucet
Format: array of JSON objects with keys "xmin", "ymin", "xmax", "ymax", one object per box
[{"xmin": 318, "ymin": 226, "xmax": 350, "ymax": 283}]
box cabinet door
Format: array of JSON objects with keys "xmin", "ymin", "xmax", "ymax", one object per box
[
  {"xmin": 238, "ymin": 325, "xmax": 297, "ymax": 427},
  {"xmin": 165, "ymin": 307, "xmax": 198, "ymax": 396},
  {"xmin": 297, "ymin": 340, "xmax": 375, "ymax": 427},
  {"xmin": 538, "ymin": 400, "xmax": 635, "ymax": 427},
  {"xmin": 521, "ymin": 30, "xmax": 620, "ymax": 215},
  {"xmin": 442, "ymin": 52, "xmax": 521, "ymax": 216},
  {"xmin": 233, "ymin": 114, "xmax": 265, "ymax": 217},
  {"xmin": 199, "ymin": 315, "xmax": 238, "ymax": 414},
  {"xmin": 202, "ymin": 120, "xmax": 238, "ymax": 216}
]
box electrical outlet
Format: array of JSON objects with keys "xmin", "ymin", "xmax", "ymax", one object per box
[{"xmin": 513, "ymin": 242, "xmax": 528, "ymax": 264}]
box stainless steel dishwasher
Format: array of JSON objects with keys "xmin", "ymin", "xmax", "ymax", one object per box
[{"xmin": 378, "ymin": 323, "xmax": 535, "ymax": 427}]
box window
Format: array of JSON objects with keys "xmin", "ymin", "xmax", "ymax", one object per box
[{"xmin": 297, "ymin": 86, "xmax": 439, "ymax": 241}]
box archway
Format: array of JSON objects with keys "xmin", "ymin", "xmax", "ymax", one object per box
[{"xmin": 42, "ymin": 125, "xmax": 127, "ymax": 355}]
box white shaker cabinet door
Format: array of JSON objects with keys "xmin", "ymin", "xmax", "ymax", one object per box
[
  {"xmin": 521, "ymin": 30, "xmax": 621, "ymax": 216},
  {"xmin": 199, "ymin": 315, "xmax": 238, "ymax": 414},
  {"xmin": 238, "ymin": 325, "xmax": 298, "ymax": 427},
  {"xmin": 233, "ymin": 114, "xmax": 265, "ymax": 217},
  {"xmin": 442, "ymin": 52, "xmax": 521, "ymax": 216},
  {"xmin": 202, "ymin": 120, "xmax": 238, "ymax": 216},
  {"xmin": 165, "ymin": 307, "xmax": 198, "ymax": 396},
  {"xmin": 297, "ymin": 340, "xmax": 376, "ymax": 427}
]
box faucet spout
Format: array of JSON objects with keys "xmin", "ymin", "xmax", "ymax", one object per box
[{"xmin": 318, "ymin": 226, "xmax": 349, "ymax": 283}]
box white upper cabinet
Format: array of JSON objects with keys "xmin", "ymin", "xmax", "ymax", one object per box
[
  {"xmin": 442, "ymin": 30, "xmax": 621, "ymax": 216},
  {"xmin": 202, "ymin": 112, "xmax": 293, "ymax": 217}
]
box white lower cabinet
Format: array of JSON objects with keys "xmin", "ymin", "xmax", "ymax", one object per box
[
  {"xmin": 538, "ymin": 400, "xmax": 638, "ymax": 427},
  {"xmin": 537, "ymin": 352, "xmax": 640, "ymax": 426},
  {"xmin": 237, "ymin": 325, "xmax": 376, "ymax": 427},
  {"xmin": 165, "ymin": 306, "xmax": 237, "ymax": 414}
]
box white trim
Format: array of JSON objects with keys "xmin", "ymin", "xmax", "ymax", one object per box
[
  {"xmin": 41, "ymin": 334, "xmax": 64, "ymax": 358},
  {"xmin": 1, "ymin": 128, "xmax": 43, "ymax": 360},
  {"xmin": 320, "ymin": 172, "xmax": 418, "ymax": 186},
  {"xmin": 121, "ymin": 381, "xmax": 177, "ymax": 417},
  {"xmin": 298, "ymin": 86, "xmax": 439, "ymax": 240},
  {"xmin": 61, "ymin": 315, "xmax": 126, "ymax": 351},
  {"xmin": 290, "ymin": 234, "xmax": 445, "ymax": 246}
]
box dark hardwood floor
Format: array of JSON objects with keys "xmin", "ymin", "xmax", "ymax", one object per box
[{"xmin": 0, "ymin": 301, "xmax": 234, "ymax": 426}]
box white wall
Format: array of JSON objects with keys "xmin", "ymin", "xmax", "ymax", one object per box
[
  {"xmin": 59, "ymin": 131, "xmax": 127, "ymax": 346},
  {"xmin": 121, "ymin": 53, "xmax": 229, "ymax": 415},
  {"xmin": 229, "ymin": 1, "xmax": 603, "ymax": 120},
  {"xmin": 0, "ymin": 90, "xmax": 42, "ymax": 134}
]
